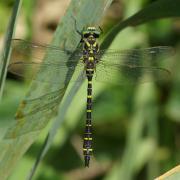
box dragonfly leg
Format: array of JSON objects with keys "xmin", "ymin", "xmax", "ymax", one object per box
[{"xmin": 98, "ymin": 26, "xmax": 103, "ymax": 34}]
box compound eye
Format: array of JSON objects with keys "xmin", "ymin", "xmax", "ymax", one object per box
[
  {"xmin": 84, "ymin": 33, "xmax": 90, "ymax": 38},
  {"xmin": 94, "ymin": 33, "xmax": 99, "ymax": 38}
]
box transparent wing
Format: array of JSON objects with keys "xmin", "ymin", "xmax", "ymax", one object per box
[
  {"xmin": 15, "ymin": 87, "xmax": 65, "ymax": 118},
  {"xmin": 9, "ymin": 39, "xmax": 85, "ymax": 84},
  {"xmin": 95, "ymin": 46, "xmax": 174, "ymax": 84},
  {"xmin": 8, "ymin": 60, "xmax": 86, "ymax": 84},
  {"xmin": 95, "ymin": 64, "xmax": 171, "ymax": 85},
  {"xmin": 11, "ymin": 38, "xmax": 83, "ymax": 63},
  {"xmin": 5, "ymin": 87, "xmax": 66, "ymax": 137},
  {"xmin": 8, "ymin": 39, "xmax": 84, "ymax": 131},
  {"xmin": 98, "ymin": 46, "xmax": 174, "ymax": 63}
]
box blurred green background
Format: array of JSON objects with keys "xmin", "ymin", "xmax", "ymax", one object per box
[{"xmin": 0, "ymin": 0, "xmax": 180, "ymax": 180}]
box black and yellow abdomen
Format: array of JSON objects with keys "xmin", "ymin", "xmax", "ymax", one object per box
[{"xmin": 83, "ymin": 73, "xmax": 93, "ymax": 167}]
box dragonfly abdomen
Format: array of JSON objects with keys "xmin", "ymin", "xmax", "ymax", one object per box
[{"xmin": 83, "ymin": 74, "xmax": 93, "ymax": 167}]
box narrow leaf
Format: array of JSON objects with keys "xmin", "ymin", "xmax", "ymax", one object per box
[
  {"xmin": 0, "ymin": 0, "xmax": 22, "ymax": 100},
  {"xmin": 101, "ymin": 0, "xmax": 180, "ymax": 49}
]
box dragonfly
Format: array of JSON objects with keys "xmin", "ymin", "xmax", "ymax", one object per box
[{"xmin": 9, "ymin": 27, "xmax": 174, "ymax": 167}]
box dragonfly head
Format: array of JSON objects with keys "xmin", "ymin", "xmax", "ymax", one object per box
[{"xmin": 82, "ymin": 26, "xmax": 101, "ymax": 39}]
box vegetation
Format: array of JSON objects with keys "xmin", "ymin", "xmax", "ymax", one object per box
[{"xmin": 0, "ymin": 0, "xmax": 179, "ymax": 179}]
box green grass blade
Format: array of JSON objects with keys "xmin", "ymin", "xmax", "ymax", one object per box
[
  {"xmin": 101, "ymin": 0, "xmax": 180, "ymax": 49},
  {"xmin": 105, "ymin": 83, "xmax": 159, "ymax": 180},
  {"xmin": 27, "ymin": 82, "xmax": 82, "ymax": 180},
  {"xmin": 0, "ymin": 0, "xmax": 22, "ymax": 100}
]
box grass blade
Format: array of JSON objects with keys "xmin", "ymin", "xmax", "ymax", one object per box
[
  {"xmin": 0, "ymin": 0, "xmax": 22, "ymax": 100},
  {"xmin": 101, "ymin": 0, "xmax": 180, "ymax": 49}
]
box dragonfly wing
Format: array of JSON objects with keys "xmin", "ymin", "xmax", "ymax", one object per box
[
  {"xmin": 8, "ymin": 60, "xmax": 85, "ymax": 84},
  {"xmin": 97, "ymin": 46, "xmax": 174, "ymax": 72},
  {"xmin": 96, "ymin": 59, "xmax": 172, "ymax": 85},
  {"xmin": 95, "ymin": 46, "xmax": 173, "ymax": 85},
  {"xmin": 98, "ymin": 46, "xmax": 174, "ymax": 63},
  {"xmin": 16, "ymin": 87, "xmax": 65, "ymax": 119},
  {"xmin": 11, "ymin": 39, "xmax": 83, "ymax": 63},
  {"xmin": 9, "ymin": 39, "xmax": 85, "ymax": 84}
]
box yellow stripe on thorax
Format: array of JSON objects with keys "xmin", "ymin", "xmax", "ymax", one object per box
[
  {"xmin": 84, "ymin": 137, "xmax": 93, "ymax": 140},
  {"xmin": 83, "ymin": 148, "xmax": 93, "ymax": 151},
  {"xmin": 93, "ymin": 42, "xmax": 97, "ymax": 47},
  {"xmin": 85, "ymin": 41, "xmax": 90, "ymax": 47},
  {"xmin": 88, "ymin": 56, "xmax": 94, "ymax": 61},
  {"xmin": 86, "ymin": 68, "xmax": 94, "ymax": 71},
  {"xmin": 84, "ymin": 132, "xmax": 92, "ymax": 134}
]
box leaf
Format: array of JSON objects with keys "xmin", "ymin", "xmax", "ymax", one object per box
[
  {"xmin": 0, "ymin": 0, "xmax": 113, "ymax": 179},
  {"xmin": 0, "ymin": 0, "xmax": 22, "ymax": 100},
  {"xmin": 101, "ymin": 0, "xmax": 180, "ymax": 49},
  {"xmin": 105, "ymin": 83, "xmax": 159, "ymax": 180}
]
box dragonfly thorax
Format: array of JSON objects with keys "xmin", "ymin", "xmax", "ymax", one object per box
[
  {"xmin": 87, "ymin": 35, "xmax": 96, "ymax": 44},
  {"xmin": 81, "ymin": 26, "xmax": 100, "ymax": 58},
  {"xmin": 86, "ymin": 61, "xmax": 95, "ymax": 69},
  {"xmin": 82, "ymin": 41, "xmax": 99, "ymax": 69}
]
